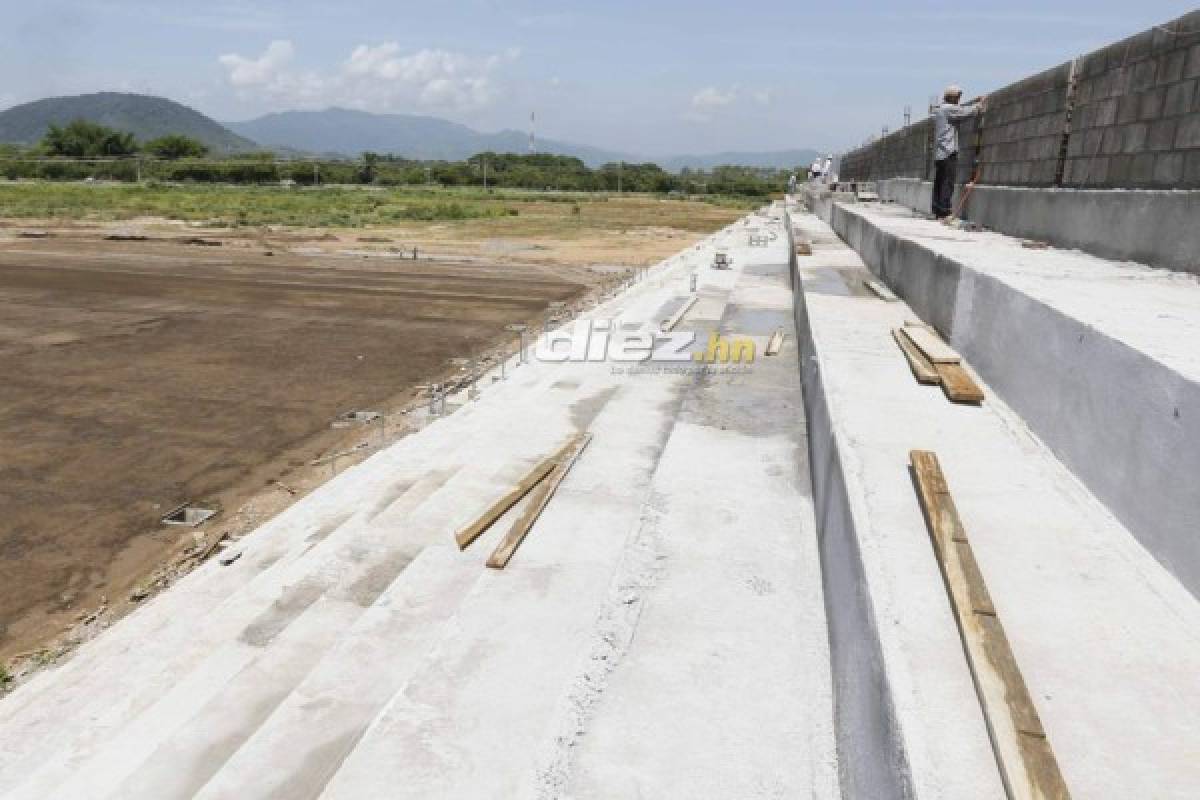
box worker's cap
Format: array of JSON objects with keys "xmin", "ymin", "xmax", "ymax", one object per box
[{"xmin": 943, "ymin": 84, "xmax": 964, "ymax": 100}]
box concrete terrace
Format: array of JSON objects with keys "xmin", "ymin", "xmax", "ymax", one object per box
[
  {"xmin": 1, "ymin": 191, "xmax": 1199, "ymax": 798},
  {"xmin": 0, "ymin": 213, "xmax": 838, "ymax": 799}
]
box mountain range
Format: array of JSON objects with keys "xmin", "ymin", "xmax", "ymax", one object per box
[{"xmin": 0, "ymin": 92, "xmax": 816, "ymax": 171}]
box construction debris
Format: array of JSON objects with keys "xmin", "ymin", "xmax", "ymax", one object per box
[
  {"xmin": 864, "ymin": 278, "xmax": 898, "ymax": 302},
  {"xmin": 487, "ymin": 433, "xmax": 592, "ymax": 569},
  {"xmin": 893, "ymin": 325, "xmax": 984, "ymax": 404},
  {"xmin": 909, "ymin": 451, "xmax": 1070, "ymax": 800},
  {"xmin": 765, "ymin": 329, "xmax": 786, "ymax": 356}
]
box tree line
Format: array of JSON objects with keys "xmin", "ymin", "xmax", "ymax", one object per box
[{"xmin": 0, "ymin": 119, "xmax": 800, "ymax": 197}]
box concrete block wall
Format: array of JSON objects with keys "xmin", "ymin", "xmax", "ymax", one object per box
[
  {"xmin": 838, "ymin": 11, "xmax": 1200, "ymax": 190},
  {"xmin": 840, "ymin": 120, "xmax": 933, "ymax": 182},
  {"xmin": 956, "ymin": 63, "xmax": 1073, "ymax": 187},
  {"xmin": 1064, "ymin": 12, "xmax": 1200, "ymax": 188}
]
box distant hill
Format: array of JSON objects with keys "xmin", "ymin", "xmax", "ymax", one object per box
[
  {"xmin": 226, "ymin": 108, "xmax": 631, "ymax": 167},
  {"xmin": 660, "ymin": 149, "xmax": 823, "ymax": 172},
  {"xmin": 0, "ymin": 93, "xmax": 257, "ymax": 153}
]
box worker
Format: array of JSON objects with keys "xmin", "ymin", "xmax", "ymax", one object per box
[
  {"xmin": 809, "ymin": 157, "xmax": 823, "ymax": 180},
  {"xmin": 821, "ymin": 154, "xmax": 833, "ymax": 182},
  {"xmin": 788, "ymin": 173, "xmax": 798, "ymax": 194},
  {"xmin": 932, "ymin": 85, "xmax": 987, "ymax": 220}
]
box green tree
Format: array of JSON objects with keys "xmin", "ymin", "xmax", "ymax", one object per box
[
  {"xmin": 41, "ymin": 119, "xmax": 138, "ymax": 157},
  {"xmin": 144, "ymin": 134, "xmax": 209, "ymax": 159},
  {"xmin": 359, "ymin": 151, "xmax": 379, "ymax": 184}
]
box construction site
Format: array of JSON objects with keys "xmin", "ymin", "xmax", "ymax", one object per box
[{"xmin": 1, "ymin": 9, "xmax": 1199, "ymax": 800}]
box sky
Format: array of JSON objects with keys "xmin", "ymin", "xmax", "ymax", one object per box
[{"xmin": 0, "ymin": 1, "xmax": 1190, "ymax": 156}]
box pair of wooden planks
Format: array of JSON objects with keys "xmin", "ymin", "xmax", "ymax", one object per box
[
  {"xmin": 455, "ymin": 433, "xmax": 592, "ymax": 569},
  {"xmin": 893, "ymin": 324, "xmax": 984, "ymax": 405},
  {"xmin": 910, "ymin": 451, "xmax": 1070, "ymax": 800}
]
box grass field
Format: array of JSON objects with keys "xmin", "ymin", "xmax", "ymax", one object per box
[{"xmin": 0, "ymin": 182, "xmax": 759, "ymax": 231}]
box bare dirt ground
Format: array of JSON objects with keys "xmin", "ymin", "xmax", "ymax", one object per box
[{"xmin": 0, "ymin": 206, "xmax": 736, "ymax": 673}]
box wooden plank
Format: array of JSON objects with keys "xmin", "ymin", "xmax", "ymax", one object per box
[
  {"xmin": 765, "ymin": 328, "xmax": 786, "ymax": 356},
  {"xmin": 909, "ymin": 451, "xmax": 1071, "ymax": 800},
  {"xmin": 893, "ymin": 328, "xmax": 941, "ymax": 385},
  {"xmin": 864, "ymin": 278, "xmax": 899, "ymax": 302},
  {"xmin": 935, "ymin": 362, "xmax": 985, "ymax": 405},
  {"xmin": 455, "ymin": 434, "xmax": 585, "ymax": 550},
  {"xmin": 486, "ymin": 434, "xmax": 593, "ymax": 569},
  {"xmin": 900, "ymin": 324, "xmax": 961, "ymax": 364},
  {"xmin": 660, "ymin": 295, "xmax": 698, "ymax": 332}
]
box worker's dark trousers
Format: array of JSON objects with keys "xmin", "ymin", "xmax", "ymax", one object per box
[{"xmin": 932, "ymin": 153, "xmax": 957, "ymax": 218}]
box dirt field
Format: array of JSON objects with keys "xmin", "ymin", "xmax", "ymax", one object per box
[
  {"xmin": 0, "ymin": 195, "xmax": 740, "ymax": 667},
  {"xmin": 0, "ymin": 234, "xmax": 597, "ymax": 662}
]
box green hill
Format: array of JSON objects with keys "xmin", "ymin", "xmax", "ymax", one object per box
[{"xmin": 0, "ymin": 93, "xmax": 256, "ymax": 153}]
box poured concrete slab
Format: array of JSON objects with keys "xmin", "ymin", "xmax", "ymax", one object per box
[{"xmin": 792, "ymin": 206, "xmax": 1200, "ymax": 799}]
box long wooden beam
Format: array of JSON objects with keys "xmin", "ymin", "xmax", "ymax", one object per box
[{"xmin": 909, "ymin": 450, "xmax": 1070, "ymax": 800}]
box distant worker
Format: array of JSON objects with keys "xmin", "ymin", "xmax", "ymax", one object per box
[
  {"xmin": 932, "ymin": 85, "xmax": 986, "ymax": 220},
  {"xmin": 788, "ymin": 173, "xmax": 798, "ymax": 194},
  {"xmin": 809, "ymin": 157, "xmax": 823, "ymax": 180},
  {"xmin": 821, "ymin": 154, "xmax": 833, "ymax": 181}
]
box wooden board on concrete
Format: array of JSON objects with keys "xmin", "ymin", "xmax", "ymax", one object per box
[
  {"xmin": 899, "ymin": 324, "xmax": 961, "ymax": 364},
  {"xmin": 487, "ymin": 433, "xmax": 592, "ymax": 569},
  {"xmin": 765, "ymin": 329, "xmax": 786, "ymax": 356},
  {"xmin": 909, "ymin": 450, "xmax": 1071, "ymax": 800},
  {"xmin": 454, "ymin": 458, "xmax": 558, "ymax": 550},
  {"xmin": 892, "ymin": 328, "xmax": 941, "ymax": 385},
  {"xmin": 935, "ymin": 363, "xmax": 985, "ymax": 405},
  {"xmin": 660, "ymin": 295, "xmax": 698, "ymax": 332},
  {"xmin": 865, "ymin": 279, "xmax": 899, "ymax": 302}
]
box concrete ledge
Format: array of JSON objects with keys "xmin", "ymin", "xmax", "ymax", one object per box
[
  {"xmin": 879, "ymin": 178, "xmax": 1200, "ymax": 275},
  {"xmin": 790, "ymin": 206, "xmax": 1200, "ymax": 798},
  {"xmin": 828, "ymin": 201, "xmax": 1200, "ymax": 597}
]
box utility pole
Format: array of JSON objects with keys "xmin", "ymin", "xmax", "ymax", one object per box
[
  {"xmin": 617, "ymin": 161, "xmax": 623, "ymax": 194},
  {"xmin": 483, "ymin": 156, "xmax": 488, "ymax": 190},
  {"xmin": 904, "ymin": 105, "xmax": 912, "ymax": 127},
  {"xmin": 313, "ymin": 162, "xmax": 319, "ymax": 185}
]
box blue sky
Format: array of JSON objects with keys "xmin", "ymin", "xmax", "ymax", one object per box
[{"xmin": 0, "ymin": 1, "xmax": 1189, "ymax": 155}]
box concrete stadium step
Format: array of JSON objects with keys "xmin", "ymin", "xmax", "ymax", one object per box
[
  {"xmin": 791, "ymin": 207, "xmax": 1200, "ymax": 798},
  {"xmin": 817, "ymin": 199, "xmax": 1200, "ymax": 598},
  {"xmin": 188, "ymin": 545, "xmax": 480, "ymax": 800},
  {"xmin": 561, "ymin": 230, "xmax": 838, "ymax": 798},
  {"xmin": 0, "ymin": 374, "xmax": 518, "ymax": 728},
  {"xmin": 0, "ymin": 372, "xmax": 575, "ymax": 794},
  {"xmin": 316, "ymin": 228, "xmax": 769, "ymax": 799}
]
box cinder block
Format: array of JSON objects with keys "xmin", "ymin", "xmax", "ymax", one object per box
[
  {"xmin": 1116, "ymin": 95, "xmax": 1141, "ymax": 124},
  {"xmin": 1157, "ymin": 49, "xmax": 1188, "ymax": 85},
  {"xmin": 1147, "ymin": 119, "xmax": 1180, "ymax": 151},
  {"xmin": 1139, "ymin": 87, "xmax": 1166, "ymax": 120},
  {"xmin": 1187, "ymin": 44, "xmax": 1200, "ymax": 80},
  {"xmin": 1176, "ymin": 114, "xmax": 1200, "ymax": 148},
  {"xmin": 1122, "ymin": 123, "xmax": 1149, "ymax": 153},
  {"xmin": 1163, "ymin": 80, "xmax": 1197, "ymax": 116},
  {"xmin": 1183, "ymin": 150, "xmax": 1200, "ymax": 185},
  {"xmin": 1107, "ymin": 154, "xmax": 1134, "ymax": 184},
  {"xmin": 1130, "ymin": 152, "xmax": 1157, "ymax": 184},
  {"xmin": 1131, "ymin": 60, "xmax": 1158, "ymax": 92},
  {"xmin": 1152, "ymin": 152, "xmax": 1185, "ymax": 185},
  {"xmin": 1093, "ymin": 98, "xmax": 1119, "ymax": 127}
]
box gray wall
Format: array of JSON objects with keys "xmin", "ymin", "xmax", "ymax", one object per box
[{"xmin": 839, "ymin": 10, "xmax": 1200, "ymax": 190}]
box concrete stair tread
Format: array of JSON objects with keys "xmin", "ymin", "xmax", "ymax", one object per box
[{"xmin": 793, "ymin": 208, "xmax": 1200, "ymax": 799}]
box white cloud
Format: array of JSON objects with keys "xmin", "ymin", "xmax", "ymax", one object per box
[
  {"xmin": 218, "ymin": 40, "xmax": 294, "ymax": 87},
  {"xmin": 752, "ymin": 89, "xmax": 774, "ymax": 106},
  {"xmin": 691, "ymin": 86, "xmax": 738, "ymax": 110},
  {"xmin": 218, "ymin": 41, "xmax": 519, "ymax": 113}
]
